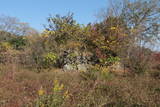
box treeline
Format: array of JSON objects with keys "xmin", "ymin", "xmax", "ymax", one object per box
[{"xmin": 0, "ymin": 0, "xmax": 160, "ymax": 73}]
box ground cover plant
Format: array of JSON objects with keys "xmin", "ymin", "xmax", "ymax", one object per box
[{"xmin": 0, "ymin": 0, "xmax": 160, "ymax": 107}]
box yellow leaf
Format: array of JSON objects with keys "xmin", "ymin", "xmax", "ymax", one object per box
[
  {"xmin": 38, "ymin": 88, "xmax": 45, "ymax": 96},
  {"xmin": 110, "ymin": 27, "xmax": 116, "ymax": 30}
]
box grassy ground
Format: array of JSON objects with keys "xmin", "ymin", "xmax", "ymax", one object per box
[{"xmin": 0, "ymin": 65, "xmax": 160, "ymax": 107}]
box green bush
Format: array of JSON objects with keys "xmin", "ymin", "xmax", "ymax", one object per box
[
  {"xmin": 9, "ymin": 36, "xmax": 27, "ymax": 50},
  {"xmin": 42, "ymin": 52, "xmax": 58, "ymax": 69},
  {"xmin": 100, "ymin": 56, "xmax": 120, "ymax": 66}
]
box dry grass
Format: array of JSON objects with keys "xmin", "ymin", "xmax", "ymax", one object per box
[{"xmin": 0, "ymin": 65, "xmax": 160, "ymax": 107}]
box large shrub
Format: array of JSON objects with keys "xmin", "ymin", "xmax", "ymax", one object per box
[{"xmin": 9, "ymin": 36, "xmax": 28, "ymax": 50}]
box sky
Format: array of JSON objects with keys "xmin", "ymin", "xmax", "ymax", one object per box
[{"xmin": 0, "ymin": 0, "xmax": 108, "ymax": 31}]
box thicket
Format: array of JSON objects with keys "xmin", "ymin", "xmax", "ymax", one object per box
[
  {"xmin": 0, "ymin": 0, "xmax": 160, "ymax": 74},
  {"xmin": 0, "ymin": 0, "xmax": 160, "ymax": 107}
]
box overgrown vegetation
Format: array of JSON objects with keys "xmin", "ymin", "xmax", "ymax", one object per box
[{"xmin": 0, "ymin": 0, "xmax": 160, "ymax": 107}]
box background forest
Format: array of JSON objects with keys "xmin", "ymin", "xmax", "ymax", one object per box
[{"xmin": 0, "ymin": 0, "xmax": 160, "ymax": 107}]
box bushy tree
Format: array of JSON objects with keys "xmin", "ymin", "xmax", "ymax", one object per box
[
  {"xmin": 96, "ymin": 0, "xmax": 160, "ymax": 73},
  {"xmin": 31, "ymin": 13, "xmax": 127, "ymax": 70},
  {"xmin": 40, "ymin": 13, "xmax": 90, "ymax": 68},
  {"xmin": 84, "ymin": 16, "xmax": 127, "ymax": 66}
]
